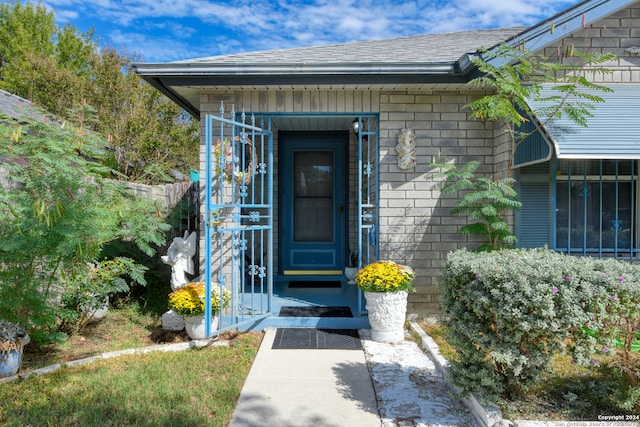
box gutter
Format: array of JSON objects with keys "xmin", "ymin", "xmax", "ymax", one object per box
[
  {"xmin": 131, "ymin": 61, "xmax": 460, "ymax": 77},
  {"xmin": 133, "ymin": 61, "xmax": 467, "ymax": 118}
]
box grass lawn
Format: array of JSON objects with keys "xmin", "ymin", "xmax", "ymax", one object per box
[
  {"xmin": 1, "ymin": 305, "xmax": 263, "ymax": 427},
  {"xmin": 420, "ymin": 322, "xmax": 639, "ymax": 421}
]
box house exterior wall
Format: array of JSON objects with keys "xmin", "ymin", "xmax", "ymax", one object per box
[
  {"xmin": 376, "ymin": 90, "xmax": 498, "ymax": 316},
  {"xmin": 195, "ymin": 4, "xmax": 640, "ymax": 319},
  {"xmin": 516, "ymin": 3, "xmax": 640, "ymax": 252},
  {"xmin": 198, "ymin": 88, "xmax": 500, "ymax": 318},
  {"xmin": 193, "ymin": 3, "xmax": 640, "ymax": 320},
  {"xmin": 542, "ymin": 4, "xmax": 640, "ymax": 82}
]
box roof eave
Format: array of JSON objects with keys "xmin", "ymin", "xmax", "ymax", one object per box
[
  {"xmin": 133, "ymin": 61, "xmax": 466, "ymax": 117},
  {"xmin": 132, "ymin": 61, "xmax": 461, "ymax": 77},
  {"xmin": 142, "ymin": 76, "xmax": 200, "ymax": 118}
]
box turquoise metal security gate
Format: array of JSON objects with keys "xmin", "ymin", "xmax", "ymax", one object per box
[
  {"xmin": 356, "ymin": 116, "xmax": 379, "ymax": 314},
  {"xmin": 356, "ymin": 116, "xmax": 379, "ymax": 266},
  {"xmin": 203, "ymin": 104, "xmax": 273, "ymax": 337}
]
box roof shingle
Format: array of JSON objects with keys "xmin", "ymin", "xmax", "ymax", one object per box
[{"xmin": 177, "ymin": 27, "xmax": 525, "ymax": 65}]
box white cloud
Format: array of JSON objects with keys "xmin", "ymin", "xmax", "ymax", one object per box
[{"xmin": 42, "ymin": 0, "xmax": 579, "ymax": 62}]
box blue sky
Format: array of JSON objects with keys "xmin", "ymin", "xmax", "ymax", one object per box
[{"xmin": 41, "ymin": 0, "xmax": 578, "ymax": 63}]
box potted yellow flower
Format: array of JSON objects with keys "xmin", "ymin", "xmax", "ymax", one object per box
[
  {"xmin": 168, "ymin": 282, "xmax": 231, "ymax": 339},
  {"xmin": 355, "ymin": 261, "xmax": 415, "ymax": 342}
]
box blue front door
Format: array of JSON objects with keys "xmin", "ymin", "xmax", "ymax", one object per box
[{"xmin": 279, "ymin": 132, "xmax": 347, "ymax": 277}]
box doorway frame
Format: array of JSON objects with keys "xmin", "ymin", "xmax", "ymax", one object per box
[
  {"xmin": 278, "ymin": 131, "xmax": 349, "ymax": 281},
  {"xmin": 248, "ymin": 112, "xmax": 380, "ymax": 316}
]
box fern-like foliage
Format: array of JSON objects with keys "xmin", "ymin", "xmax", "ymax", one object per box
[
  {"xmin": 427, "ymin": 158, "xmax": 522, "ymax": 251},
  {"xmin": 0, "ymin": 112, "xmax": 170, "ymax": 343},
  {"xmin": 465, "ymin": 44, "xmax": 615, "ymax": 173}
]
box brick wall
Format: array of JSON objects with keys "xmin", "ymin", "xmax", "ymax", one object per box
[
  {"xmin": 542, "ymin": 4, "xmax": 640, "ymax": 83},
  {"xmin": 198, "ymin": 88, "xmax": 498, "ymax": 319},
  {"xmin": 375, "ymin": 89, "xmax": 496, "ymax": 317}
]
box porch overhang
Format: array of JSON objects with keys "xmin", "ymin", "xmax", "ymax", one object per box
[{"xmin": 132, "ymin": 61, "xmax": 469, "ymax": 118}]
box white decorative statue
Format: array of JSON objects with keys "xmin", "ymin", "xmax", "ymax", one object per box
[
  {"xmin": 396, "ymin": 128, "xmax": 416, "ymax": 170},
  {"xmin": 161, "ymin": 230, "xmax": 197, "ymax": 291},
  {"xmin": 161, "ymin": 230, "xmax": 197, "ymax": 331}
]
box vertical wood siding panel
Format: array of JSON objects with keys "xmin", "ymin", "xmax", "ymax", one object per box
[
  {"xmin": 276, "ymin": 91, "xmax": 286, "ymax": 112},
  {"xmin": 353, "ymin": 91, "xmax": 363, "ymax": 112},
  {"xmin": 302, "ymin": 91, "xmax": 311, "ymax": 111},
  {"xmin": 345, "ymin": 90, "xmax": 354, "ymax": 112},
  {"xmin": 293, "ymin": 91, "xmax": 303, "ymax": 111},
  {"xmin": 319, "ymin": 91, "xmax": 328, "ymax": 112},
  {"xmin": 362, "ymin": 91, "xmax": 371, "ymax": 112},
  {"xmin": 309, "ymin": 91, "xmax": 319, "ymax": 111},
  {"xmin": 285, "ymin": 91, "xmax": 294, "ymax": 111},
  {"xmin": 267, "ymin": 91, "xmax": 277, "ymax": 111},
  {"xmin": 259, "ymin": 91, "xmax": 268, "ymax": 111},
  {"xmin": 336, "ymin": 90, "xmax": 346, "ymax": 112},
  {"xmin": 250, "ymin": 92, "xmax": 259, "ymax": 111},
  {"xmin": 328, "ymin": 91, "xmax": 337, "ymax": 111},
  {"xmin": 372, "ymin": 90, "xmax": 380, "ymax": 113}
]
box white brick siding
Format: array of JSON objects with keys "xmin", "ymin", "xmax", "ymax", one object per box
[
  {"xmin": 197, "ymin": 88, "xmax": 499, "ymax": 317},
  {"xmin": 542, "ymin": 4, "xmax": 640, "ymax": 83}
]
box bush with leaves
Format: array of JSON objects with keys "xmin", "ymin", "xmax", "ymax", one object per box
[
  {"xmin": 441, "ymin": 248, "xmax": 640, "ymax": 410},
  {"xmin": 0, "ymin": 1, "xmax": 199, "ymax": 184},
  {"xmin": 0, "ymin": 114, "xmax": 170, "ymax": 344},
  {"xmin": 59, "ymin": 257, "xmax": 148, "ymax": 335},
  {"xmin": 428, "ymin": 159, "xmax": 522, "ymax": 251},
  {"xmin": 586, "ymin": 258, "xmax": 640, "ymax": 411}
]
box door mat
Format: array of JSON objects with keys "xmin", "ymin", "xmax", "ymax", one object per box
[
  {"xmin": 279, "ymin": 306, "xmax": 353, "ymax": 318},
  {"xmin": 288, "ymin": 281, "xmax": 341, "ymax": 288},
  {"xmin": 272, "ymin": 328, "xmax": 362, "ymax": 350}
]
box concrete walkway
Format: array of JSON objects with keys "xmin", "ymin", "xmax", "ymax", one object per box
[
  {"xmin": 228, "ymin": 328, "xmax": 476, "ymax": 427},
  {"xmin": 228, "ymin": 328, "xmax": 380, "ymax": 426}
]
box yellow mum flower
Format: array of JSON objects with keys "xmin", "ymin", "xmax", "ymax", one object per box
[
  {"xmin": 168, "ymin": 282, "xmax": 231, "ymax": 317},
  {"xmin": 355, "ymin": 261, "xmax": 415, "ymax": 293}
]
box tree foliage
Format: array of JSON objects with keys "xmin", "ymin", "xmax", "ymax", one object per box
[
  {"xmin": 465, "ymin": 44, "xmax": 615, "ymax": 172},
  {"xmin": 0, "ymin": 0, "xmax": 198, "ymax": 184},
  {"xmin": 428, "ymin": 159, "xmax": 522, "ymax": 251},
  {"xmin": 0, "ymin": 114, "xmax": 170, "ymax": 342},
  {"xmin": 429, "ymin": 43, "xmax": 614, "ymax": 248}
]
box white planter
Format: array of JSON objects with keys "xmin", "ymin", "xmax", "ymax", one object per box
[
  {"xmin": 364, "ymin": 291, "xmax": 408, "ymax": 343},
  {"xmin": 344, "ymin": 267, "xmax": 358, "ymax": 283},
  {"xmin": 183, "ymin": 315, "xmax": 219, "ymax": 340}
]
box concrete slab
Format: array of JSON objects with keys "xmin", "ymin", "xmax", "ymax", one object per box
[{"xmin": 228, "ymin": 328, "xmax": 380, "ymax": 427}]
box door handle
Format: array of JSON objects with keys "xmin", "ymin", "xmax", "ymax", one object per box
[{"xmin": 338, "ymin": 204, "xmax": 344, "ymax": 214}]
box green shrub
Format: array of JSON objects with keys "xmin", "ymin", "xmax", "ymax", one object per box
[
  {"xmin": 0, "ymin": 115, "xmax": 170, "ymax": 344},
  {"xmin": 427, "ymin": 159, "xmax": 521, "ymax": 251},
  {"xmin": 590, "ymin": 258, "xmax": 640, "ymax": 411},
  {"xmin": 59, "ymin": 257, "xmax": 148, "ymax": 335},
  {"xmin": 441, "ymin": 248, "xmax": 640, "ymax": 408}
]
